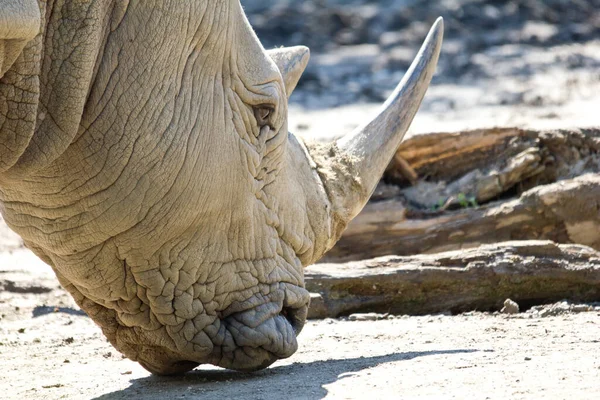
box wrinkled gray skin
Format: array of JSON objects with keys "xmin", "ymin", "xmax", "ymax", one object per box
[{"xmin": 0, "ymin": 0, "xmax": 442, "ymax": 374}]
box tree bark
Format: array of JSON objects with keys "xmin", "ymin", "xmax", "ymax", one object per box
[{"xmin": 306, "ymin": 241, "xmax": 600, "ymax": 318}]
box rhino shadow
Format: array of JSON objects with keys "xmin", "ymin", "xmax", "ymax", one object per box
[
  {"xmin": 92, "ymin": 349, "xmax": 480, "ymax": 400},
  {"xmin": 32, "ymin": 305, "xmax": 88, "ymax": 317}
]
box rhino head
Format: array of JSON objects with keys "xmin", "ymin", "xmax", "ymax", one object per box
[{"xmin": 0, "ymin": 1, "xmax": 442, "ymax": 374}]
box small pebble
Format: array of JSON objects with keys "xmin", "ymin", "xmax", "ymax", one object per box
[
  {"xmin": 348, "ymin": 313, "xmax": 386, "ymax": 321},
  {"xmin": 501, "ymin": 299, "xmax": 520, "ymax": 314}
]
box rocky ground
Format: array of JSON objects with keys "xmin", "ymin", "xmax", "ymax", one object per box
[{"xmin": 2, "ymin": 0, "xmax": 600, "ymax": 398}]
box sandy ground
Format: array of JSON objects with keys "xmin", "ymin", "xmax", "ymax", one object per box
[{"xmin": 1, "ymin": 250, "xmax": 599, "ymax": 400}]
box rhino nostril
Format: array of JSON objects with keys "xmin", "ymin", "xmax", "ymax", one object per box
[
  {"xmin": 280, "ymin": 307, "xmax": 295, "ymax": 330},
  {"xmin": 280, "ymin": 306, "xmax": 307, "ymax": 335}
]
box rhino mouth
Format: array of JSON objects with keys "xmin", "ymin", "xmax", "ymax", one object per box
[{"xmin": 209, "ymin": 284, "xmax": 310, "ymax": 371}]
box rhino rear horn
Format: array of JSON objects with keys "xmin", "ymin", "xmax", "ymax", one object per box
[
  {"xmin": 0, "ymin": 0, "xmax": 41, "ymax": 77},
  {"xmin": 267, "ymin": 46, "xmax": 310, "ymax": 98}
]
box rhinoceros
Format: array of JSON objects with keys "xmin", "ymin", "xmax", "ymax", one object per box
[{"xmin": 0, "ymin": 0, "xmax": 443, "ymax": 374}]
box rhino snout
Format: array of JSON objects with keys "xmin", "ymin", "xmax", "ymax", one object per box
[{"xmin": 132, "ymin": 284, "xmax": 310, "ymax": 375}]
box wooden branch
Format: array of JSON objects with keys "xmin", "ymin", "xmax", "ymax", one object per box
[
  {"xmin": 306, "ymin": 241, "xmax": 600, "ymax": 318},
  {"xmin": 390, "ymin": 153, "xmax": 419, "ymax": 185}
]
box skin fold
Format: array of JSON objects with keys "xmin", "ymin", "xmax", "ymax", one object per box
[{"xmin": 0, "ymin": 0, "xmax": 442, "ymax": 375}]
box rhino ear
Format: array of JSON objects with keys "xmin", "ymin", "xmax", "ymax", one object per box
[
  {"xmin": 0, "ymin": 0, "xmax": 41, "ymax": 77},
  {"xmin": 267, "ymin": 46, "xmax": 310, "ymax": 98}
]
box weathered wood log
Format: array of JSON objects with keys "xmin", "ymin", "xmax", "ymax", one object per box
[
  {"xmin": 324, "ymin": 127, "xmax": 600, "ymax": 262},
  {"xmin": 306, "ymin": 240, "xmax": 600, "ymax": 319}
]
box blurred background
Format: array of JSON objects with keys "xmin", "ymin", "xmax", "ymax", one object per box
[{"xmin": 242, "ymin": 0, "xmax": 600, "ymax": 139}]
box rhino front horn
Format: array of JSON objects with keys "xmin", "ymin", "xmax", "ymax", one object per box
[{"xmin": 329, "ymin": 17, "xmax": 444, "ymax": 222}]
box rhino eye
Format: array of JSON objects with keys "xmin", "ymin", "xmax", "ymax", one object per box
[{"xmin": 253, "ymin": 105, "xmax": 274, "ymax": 128}]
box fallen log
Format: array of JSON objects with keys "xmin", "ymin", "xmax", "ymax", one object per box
[
  {"xmin": 306, "ymin": 240, "xmax": 600, "ymax": 319},
  {"xmin": 324, "ymin": 127, "xmax": 600, "ymax": 262}
]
